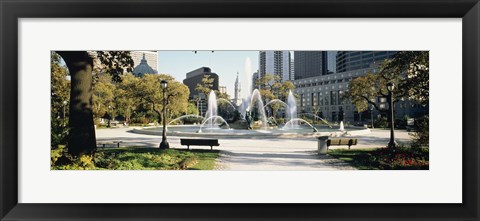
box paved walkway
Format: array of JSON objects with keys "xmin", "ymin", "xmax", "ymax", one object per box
[{"xmin": 96, "ymin": 127, "xmax": 413, "ymax": 170}]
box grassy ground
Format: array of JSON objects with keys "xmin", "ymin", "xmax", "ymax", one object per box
[
  {"xmin": 328, "ymin": 147, "xmax": 429, "ymax": 170},
  {"xmin": 52, "ymin": 147, "xmax": 220, "ymax": 170}
]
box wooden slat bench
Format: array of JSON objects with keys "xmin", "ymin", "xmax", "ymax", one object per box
[
  {"xmin": 327, "ymin": 138, "xmax": 358, "ymax": 150},
  {"xmin": 97, "ymin": 141, "xmax": 122, "ymax": 148},
  {"xmin": 180, "ymin": 139, "xmax": 219, "ymax": 150}
]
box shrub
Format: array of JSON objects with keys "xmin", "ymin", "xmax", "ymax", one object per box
[
  {"xmin": 51, "ymin": 145, "xmax": 66, "ymax": 166},
  {"xmin": 51, "ymin": 116, "xmax": 69, "ymax": 149},
  {"xmin": 329, "ymin": 147, "xmax": 429, "ymax": 170},
  {"xmin": 410, "ymin": 115, "xmax": 429, "ymax": 148},
  {"xmin": 52, "ymin": 152, "xmax": 96, "ymax": 170},
  {"xmin": 374, "ymin": 117, "xmax": 389, "ymax": 128},
  {"xmin": 369, "ymin": 147, "xmax": 429, "ymax": 170}
]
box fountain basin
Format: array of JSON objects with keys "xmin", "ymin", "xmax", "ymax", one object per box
[{"xmin": 130, "ymin": 125, "xmax": 371, "ymax": 139}]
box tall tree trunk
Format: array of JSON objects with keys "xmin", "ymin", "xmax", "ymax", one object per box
[{"xmin": 57, "ymin": 51, "xmax": 96, "ymax": 156}]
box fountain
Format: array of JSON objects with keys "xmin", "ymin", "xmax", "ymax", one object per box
[
  {"xmin": 133, "ymin": 56, "xmax": 370, "ymax": 139},
  {"xmin": 204, "ymin": 91, "xmax": 218, "ymax": 128},
  {"xmin": 339, "ymin": 121, "xmax": 345, "ymax": 131},
  {"xmin": 298, "ymin": 113, "xmax": 332, "ymax": 128},
  {"xmin": 239, "ymin": 57, "xmax": 253, "ymax": 119},
  {"xmin": 248, "ymin": 89, "xmax": 268, "ymax": 129},
  {"xmin": 264, "ymin": 99, "xmax": 289, "ymax": 109},
  {"xmin": 197, "ymin": 116, "xmax": 230, "ymax": 133},
  {"xmin": 168, "ymin": 114, "xmax": 205, "ymax": 126},
  {"xmin": 285, "ymin": 90, "xmax": 298, "ymax": 129},
  {"xmin": 217, "ymin": 98, "xmax": 237, "ymax": 111},
  {"xmin": 283, "ymin": 118, "xmax": 318, "ymax": 132}
]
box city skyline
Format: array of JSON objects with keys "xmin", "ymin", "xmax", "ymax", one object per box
[{"xmin": 156, "ymin": 51, "xmax": 259, "ymax": 97}]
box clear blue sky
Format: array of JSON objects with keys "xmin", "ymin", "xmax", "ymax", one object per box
[{"xmin": 157, "ymin": 51, "xmax": 259, "ymax": 97}]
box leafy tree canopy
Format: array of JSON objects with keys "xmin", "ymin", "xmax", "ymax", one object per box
[
  {"xmin": 94, "ymin": 51, "xmax": 135, "ymax": 82},
  {"xmin": 51, "ymin": 52, "xmax": 70, "ymax": 118},
  {"xmin": 195, "ymin": 74, "xmax": 215, "ymax": 96},
  {"xmin": 345, "ymin": 51, "xmax": 429, "ymax": 113},
  {"xmin": 135, "ymin": 74, "xmax": 190, "ymax": 122},
  {"xmin": 255, "ymin": 74, "xmax": 295, "ymax": 113}
]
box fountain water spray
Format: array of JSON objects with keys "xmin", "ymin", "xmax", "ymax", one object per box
[
  {"xmin": 168, "ymin": 114, "xmax": 205, "ymax": 126},
  {"xmin": 240, "ymin": 57, "xmax": 253, "ymax": 118},
  {"xmin": 283, "ymin": 118, "xmax": 318, "ymax": 132},
  {"xmin": 298, "ymin": 113, "xmax": 332, "ymax": 128},
  {"xmin": 285, "ymin": 90, "xmax": 298, "ymax": 129},
  {"xmin": 263, "ymin": 99, "xmax": 289, "ymax": 109},
  {"xmin": 244, "ymin": 57, "xmax": 253, "ymax": 99},
  {"xmin": 198, "ymin": 116, "xmax": 230, "ymax": 133},
  {"xmin": 205, "ymin": 91, "xmax": 218, "ymax": 128},
  {"xmin": 249, "ymin": 89, "xmax": 268, "ymax": 128},
  {"xmin": 217, "ymin": 98, "xmax": 237, "ymax": 111},
  {"xmin": 339, "ymin": 121, "xmax": 345, "ymax": 131}
]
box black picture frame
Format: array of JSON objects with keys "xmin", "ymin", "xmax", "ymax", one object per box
[{"xmin": 1, "ymin": 0, "xmax": 479, "ymax": 220}]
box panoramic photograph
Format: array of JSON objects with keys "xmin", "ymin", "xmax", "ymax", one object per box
[{"xmin": 51, "ymin": 50, "xmax": 429, "ymax": 170}]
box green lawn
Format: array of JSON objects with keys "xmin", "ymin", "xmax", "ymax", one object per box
[
  {"xmin": 52, "ymin": 147, "xmax": 220, "ymax": 170},
  {"xmin": 328, "ymin": 147, "xmax": 429, "ymax": 170}
]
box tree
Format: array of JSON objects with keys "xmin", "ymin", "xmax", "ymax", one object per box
[
  {"xmin": 51, "ymin": 52, "xmax": 70, "ymax": 149},
  {"xmin": 135, "ymin": 74, "xmax": 190, "ymax": 123},
  {"xmin": 92, "ymin": 73, "xmax": 116, "ymax": 121},
  {"xmin": 216, "ymin": 91, "xmax": 230, "ymax": 100},
  {"xmin": 115, "ymin": 73, "xmax": 139, "ymax": 123},
  {"xmin": 195, "ymin": 74, "xmax": 215, "ymax": 96},
  {"xmin": 51, "ymin": 52, "xmax": 70, "ymax": 119},
  {"xmin": 186, "ymin": 102, "xmax": 199, "ymax": 115},
  {"xmin": 345, "ymin": 51, "xmax": 429, "ymax": 113},
  {"xmin": 55, "ymin": 51, "xmax": 134, "ymax": 156},
  {"xmin": 255, "ymin": 74, "xmax": 295, "ymax": 117},
  {"xmin": 382, "ymin": 51, "xmax": 429, "ymax": 106},
  {"xmin": 344, "ymin": 51, "xmax": 429, "ymax": 145}
]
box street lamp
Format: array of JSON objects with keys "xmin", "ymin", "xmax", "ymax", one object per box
[
  {"xmin": 370, "ymin": 105, "xmax": 374, "ymax": 129},
  {"xmin": 63, "ymin": 100, "xmax": 67, "ymax": 119},
  {"xmin": 107, "ymin": 105, "xmax": 113, "ymax": 128},
  {"xmin": 386, "ymin": 82, "xmax": 396, "ymax": 148},
  {"xmin": 159, "ymin": 80, "xmax": 170, "ymax": 149}
]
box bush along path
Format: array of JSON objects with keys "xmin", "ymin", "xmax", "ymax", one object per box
[
  {"xmin": 328, "ymin": 147, "xmax": 429, "ymax": 170},
  {"xmin": 51, "ymin": 146, "xmax": 220, "ymax": 170}
]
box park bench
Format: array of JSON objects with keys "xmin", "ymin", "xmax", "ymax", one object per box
[
  {"xmin": 327, "ymin": 138, "xmax": 358, "ymax": 150},
  {"xmin": 180, "ymin": 138, "xmax": 220, "ymax": 150},
  {"xmin": 97, "ymin": 141, "xmax": 123, "ymax": 148}
]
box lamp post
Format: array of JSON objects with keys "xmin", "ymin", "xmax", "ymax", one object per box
[
  {"xmin": 386, "ymin": 82, "xmax": 396, "ymax": 148},
  {"xmin": 370, "ymin": 105, "xmax": 374, "ymax": 129},
  {"xmin": 107, "ymin": 105, "xmax": 113, "ymax": 128},
  {"xmin": 159, "ymin": 80, "xmax": 170, "ymax": 149},
  {"xmin": 63, "ymin": 100, "xmax": 67, "ymax": 119}
]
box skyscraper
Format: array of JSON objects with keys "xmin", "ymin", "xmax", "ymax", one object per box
[
  {"xmin": 336, "ymin": 51, "xmax": 397, "ymax": 72},
  {"xmin": 290, "ymin": 57, "xmax": 295, "ymax": 81},
  {"xmin": 294, "ymin": 51, "xmax": 328, "ymax": 80},
  {"xmin": 183, "ymin": 67, "xmax": 219, "ymax": 99},
  {"xmin": 251, "ymin": 71, "xmax": 259, "ymax": 90},
  {"xmin": 259, "ymin": 51, "xmax": 291, "ymax": 82},
  {"xmin": 327, "ymin": 51, "xmax": 337, "ymax": 74}
]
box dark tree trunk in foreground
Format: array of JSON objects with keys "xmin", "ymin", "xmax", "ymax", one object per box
[{"xmin": 57, "ymin": 51, "xmax": 96, "ymax": 156}]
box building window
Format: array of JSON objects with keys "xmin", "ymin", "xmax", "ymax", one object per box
[
  {"xmin": 312, "ymin": 93, "xmax": 316, "ymax": 106},
  {"xmin": 318, "ymin": 92, "xmax": 323, "ymax": 106},
  {"xmin": 330, "ymin": 91, "xmax": 338, "ymax": 105},
  {"xmin": 339, "ymin": 90, "xmax": 344, "ymax": 104}
]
